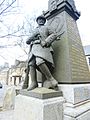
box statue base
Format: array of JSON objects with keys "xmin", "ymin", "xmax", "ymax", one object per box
[
  {"xmin": 58, "ymin": 84, "xmax": 90, "ymax": 120},
  {"xmin": 14, "ymin": 87, "xmax": 64, "ymax": 120}
]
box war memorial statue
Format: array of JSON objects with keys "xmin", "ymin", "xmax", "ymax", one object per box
[
  {"xmin": 15, "ymin": 1, "xmax": 90, "ymax": 120},
  {"xmin": 22, "ymin": 15, "xmax": 59, "ymax": 91}
]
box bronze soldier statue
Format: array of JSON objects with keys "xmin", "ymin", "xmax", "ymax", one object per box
[{"xmin": 22, "ymin": 15, "xmax": 58, "ymax": 91}]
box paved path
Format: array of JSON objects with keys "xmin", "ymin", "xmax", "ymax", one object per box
[{"xmin": 0, "ymin": 110, "xmax": 14, "ymax": 120}]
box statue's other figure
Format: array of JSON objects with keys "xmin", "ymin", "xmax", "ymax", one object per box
[
  {"xmin": 48, "ymin": 0, "xmax": 57, "ymax": 12},
  {"xmin": 23, "ymin": 15, "xmax": 58, "ymax": 91}
]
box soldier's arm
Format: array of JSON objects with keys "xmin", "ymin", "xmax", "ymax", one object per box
[
  {"xmin": 43, "ymin": 26, "xmax": 57, "ymax": 47},
  {"xmin": 26, "ymin": 28, "xmax": 40, "ymax": 45}
]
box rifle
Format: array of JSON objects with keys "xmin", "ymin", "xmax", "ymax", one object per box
[{"xmin": 22, "ymin": 63, "xmax": 30, "ymax": 89}]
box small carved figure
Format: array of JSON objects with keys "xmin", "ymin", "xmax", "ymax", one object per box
[
  {"xmin": 48, "ymin": 0, "xmax": 57, "ymax": 12},
  {"xmin": 22, "ymin": 15, "xmax": 58, "ymax": 91}
]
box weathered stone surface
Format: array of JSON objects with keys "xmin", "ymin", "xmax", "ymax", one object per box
[
  {"xmin": 3, "ymin": 86, "xmax": 16, "ymax": 110},
  {"xmin": 44, "ymin": 0, "xmax": 90, "ymax": 83},
  {"xmin": 20, "ymin": 87, "xmax": 62, "ymax": 99},
  {"xmin": 59, "ymin": 84, "xmax": 90, "ymax": 104},
  {"xmin": 64, "ymin": 101, "xmax": 90, "ymax": 120},
  {"xmin": 14, "ymin": 94, "xmax": 64, "ymax": 120}
]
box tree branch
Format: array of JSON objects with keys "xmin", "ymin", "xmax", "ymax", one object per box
[
  {"xmin": 0, "ymin": 0, "xmax": 16, "ymax": 15},
  {"xmin": 0, "ymin": 26, "xmax": 24, "ymax": 38},
  {"xmin": 0, "ymin": 0, "xmax": 6, "ymax": 7}
]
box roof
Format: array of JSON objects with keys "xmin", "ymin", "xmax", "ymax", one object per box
[
  {"xmin": 84, "ymin": 45, "xmax": 90, "ymax": 56},
  {"xmin": 11, "ymin": 72, "xmax": 21, "ymax": 76}
]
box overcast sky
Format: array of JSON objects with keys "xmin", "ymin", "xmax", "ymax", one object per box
[
  {"xmin": 0, "ymin": 0, "xmax": 90, "ymax": 64},
  {"xmin": 19, "ymin": 0, "xmax": 90, "ymax": 45}
]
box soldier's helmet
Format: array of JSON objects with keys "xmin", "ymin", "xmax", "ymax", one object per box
[{"xmin": 36, "ymin": 15, "xmax": 46, "ymax": 23}]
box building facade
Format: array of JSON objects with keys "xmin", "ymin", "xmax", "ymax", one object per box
[
  {"xmin": 0, "ymin": 60, "xmax": 26, "ymax": 86},
  {"xmin": 8, "ymin": 60, "xmax": 26, "ymax": 86}
]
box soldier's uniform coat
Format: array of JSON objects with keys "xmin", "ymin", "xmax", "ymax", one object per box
[{"xmin": 26, "ymin": 25, "xmax": 56, "ymax": 67}]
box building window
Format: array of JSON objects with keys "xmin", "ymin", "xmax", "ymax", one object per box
[{"xmin": 88, "ymin": 57, "xmax": 90, "ymax": 65}]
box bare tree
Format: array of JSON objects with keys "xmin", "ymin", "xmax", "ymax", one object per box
[
  {"xmin": 0, "ymin": 0, "xmax": 37, "ymax": 63},
  {"xmin": 0, "ymin": 13, "xmax": 37, "ymax": 62},
  {"xmin": 0, "ymin": 0, "xmax": 23, "ymax": 62},
  {"xmin": 13, "ymin": 15, "xmax": 37, "ymax": 55},
  {"xmin": 0, "ymin": 0, "xmax": 21, "ymax": 36}
]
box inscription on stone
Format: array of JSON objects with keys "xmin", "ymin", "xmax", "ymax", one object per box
[{"xmin": 66, "ymin": 12, "xmax": 90, "ymax": 82}]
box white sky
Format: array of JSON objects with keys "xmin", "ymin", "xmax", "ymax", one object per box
[{"xmin": 0, "ymin": 0, "xmax": 90, "ymax": 66}]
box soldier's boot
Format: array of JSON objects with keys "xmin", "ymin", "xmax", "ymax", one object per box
[
  {"xmin": 27, "ymin": 66, "xmax": 38, "ymax": 91},
  {"xmin": 39, "ymin": 63, "xmax": 58, "ymax": 89}
]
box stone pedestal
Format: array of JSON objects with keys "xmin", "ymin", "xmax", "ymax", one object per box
[
  {"xmin": 58, "ymin": 84, "xmax": 90, "ymax": 120},
  {"xmin": 14, "ymin": 88, "xmax": 64, "ymax": 120},
  {"xmin": 44, "ymin": 0, "xmax": 90, "ymax": 83},
  {"xmin": 43, "ymin": 0, "xmax": 90, "ymax": 119}
]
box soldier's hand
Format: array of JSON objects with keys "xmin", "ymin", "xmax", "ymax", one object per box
[
  {"xmin": 41, "ymin": 41, "xmax": 47, "ymax": 47},
  {"xmin": 41, "ymin": 41, "xmax": 51, "ymax": 47},
  {"xmin": 33, "ymin": 40, "xmax": 41, "ymax": 44}
]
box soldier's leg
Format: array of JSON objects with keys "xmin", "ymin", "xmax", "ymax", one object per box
[
  {"xmin": 27, "ymin": 57, "xmax": 38, "ymax": 91},
  {"xmin": 39, "ymin": 63, "xmax": 58, "ymax": 89},
  {"xmin": 36, "ymin": 58, "xmax": 58, "ymax": 89}
]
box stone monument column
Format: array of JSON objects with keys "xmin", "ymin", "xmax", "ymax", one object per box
[
  {"xmin": 44, "ymin": 0, "xmax": 90, "ymax": 83},
  {"xmin": 44, "ymin": 0, "xmax": 90, "ymax": 119}
]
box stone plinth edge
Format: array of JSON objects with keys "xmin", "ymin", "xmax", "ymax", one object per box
[{"xmin": 20, "ymin": 87, "xmax": 62, "ymax": 99}]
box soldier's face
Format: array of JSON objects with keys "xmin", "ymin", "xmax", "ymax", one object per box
[{"xmin": 37, "ymin": 18, "xmax": 45, "ymax": 25}]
